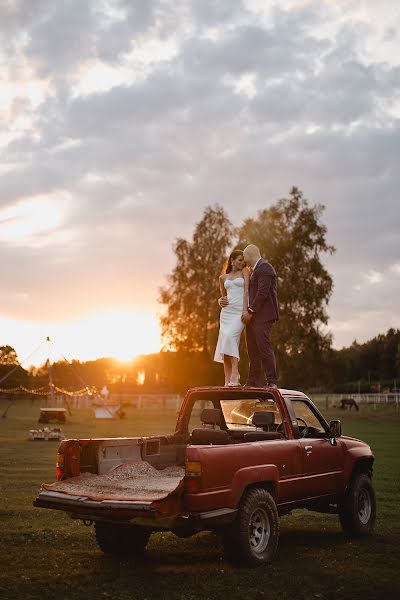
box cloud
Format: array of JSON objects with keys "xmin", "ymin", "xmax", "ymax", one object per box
[
  {"xmin": 326, "ymin": 258, "xmax": 400, "ymax": 347},
  {"xmin": 390, "ymin": 262, "xmax": 400, "ymax": 274},
  {"xmin": 0, "ymin": 0, "xmax": 399, "ymax": 353},
  {"xmin": 365, "ymin": 269, "xmax": 383, "ymax": 284}
]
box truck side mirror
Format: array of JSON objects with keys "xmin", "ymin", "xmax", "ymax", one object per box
[{"xmin": 328, "ymin": 420, "xmax": 342, "ymax": 445}]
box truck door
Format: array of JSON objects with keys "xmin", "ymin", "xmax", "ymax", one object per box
[
  {"xmin": 290, "ymin": 399, "xmax": 344, "ymax": 499},
  {"xmin": 220, "ymin": 395, "xmax": 304, "ymax": 505},
  {"xmin": 259, "ymin": 438, "xmax": 304, "ymax": 504}
]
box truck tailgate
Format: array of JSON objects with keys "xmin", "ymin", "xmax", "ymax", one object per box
[
  {"xmin": 34, "ymin": 488, "xmax": 182, "ymax": 522},
  {"xmin": 34, "ymin": 461, "xmax": 185, "ymax": 523}
]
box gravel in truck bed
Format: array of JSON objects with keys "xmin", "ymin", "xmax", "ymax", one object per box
[{"xmin": 42, "ymin": 461, "xmax": 185, "ymax": 501}]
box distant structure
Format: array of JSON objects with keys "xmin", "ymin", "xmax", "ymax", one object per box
[{"xmin": 100, "ymin": 385, "xmax": 110, "ymax": 400}]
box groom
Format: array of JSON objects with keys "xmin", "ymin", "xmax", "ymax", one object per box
[{"xmin": 241, "ymin": 244, "xmax": 279, "ymax": 388}]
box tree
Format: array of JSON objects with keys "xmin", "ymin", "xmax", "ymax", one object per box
[
  {"xmin": 0, "ymin": 345, "xmax": 28, "ymax": 389},
  {"xmin": 0, "ymin": 346, "xmax": 19, "ymax": 365},
  {"xmin": 322, "ymin": 328, "xmax": 400, "ymax": 392},
  {"xmin": 160, "ymin": 205, "xmax": 233, "ymax": 354},
  {"xmin": 237, "ymin": 187, "xmax": 335, "ymax": 386}
]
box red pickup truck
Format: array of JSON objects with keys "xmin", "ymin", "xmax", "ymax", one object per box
[{"xmin": 34, "ymin": 386, "xmax": 376, "ymax": 566}]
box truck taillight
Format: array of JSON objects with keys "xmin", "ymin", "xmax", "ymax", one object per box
[
  {"xmin": 185, "ymin": 461, "xmax": 202, "ymax": 493},
  {"xmin": 56, "ymin": 453, "xmax": 64, "ymax": 480}
]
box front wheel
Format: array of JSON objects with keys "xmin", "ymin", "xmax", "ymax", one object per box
[
  {"xmin": 338, "ymin": 473, "xmax": 376, "ymax": 537},
  {"xmin": 222, "ymin": 488, "xmax": 279, "ymax": 567},
  {"xmin": 94, "ymin": 522, "xmax": 151, "ymax": 557}
]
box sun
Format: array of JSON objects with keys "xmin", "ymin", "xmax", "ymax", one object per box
[{"xmin": 54, "ymin": 309, "xmax": 162, "ymax": 363}]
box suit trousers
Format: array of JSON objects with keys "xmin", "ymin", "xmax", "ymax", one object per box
[{"xmin": 245, "ymin": 319, "xmax": 277, "ymax": 386}]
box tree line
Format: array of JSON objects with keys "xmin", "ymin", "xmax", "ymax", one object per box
[
  {"xmin": 1, "ymin": 327, "xmax": 399, "ymax": 396},
  {"xmin": 1, "ymin": 188, "xmax": 399, "ymax": 394}
]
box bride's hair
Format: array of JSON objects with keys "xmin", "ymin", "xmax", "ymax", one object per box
[{"xmin": 224, "ymin": 250, "xmax": 244, "ymax": 274}]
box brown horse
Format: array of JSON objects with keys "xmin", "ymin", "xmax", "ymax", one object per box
[{"xmin": 340, "ymin": 397, "xmax": 360, "ymax": 411}]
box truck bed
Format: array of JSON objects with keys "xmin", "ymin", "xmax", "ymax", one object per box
[
  {"xmin": 34, "ymin": 435, "xmax": 187, "ymax": 525},
  {"xmin": 41, "ymin": 461, "xmax": 185, "ymax": 502}
]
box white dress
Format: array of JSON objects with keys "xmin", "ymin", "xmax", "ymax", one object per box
[{"xmin": 214, "ymin": 277, "xmax": 245, "ymax": 363}]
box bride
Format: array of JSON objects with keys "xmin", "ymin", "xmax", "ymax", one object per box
[{"xmin": 214, "ymin": 249, "xmax": 249, "ymax": 386}]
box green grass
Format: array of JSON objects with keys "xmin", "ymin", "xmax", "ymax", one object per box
[{"xmin": 0, "ymin": 399, "xmax": 399, "ymax": 600}]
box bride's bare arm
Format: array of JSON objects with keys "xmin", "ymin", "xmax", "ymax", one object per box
[
  {"xmin": 242, "ymin": 268, "xmax": 250, "ymax": 314},
  {"xmin": 219, "ymin": 274, "xmax": 226, "ymax": 297},
  {"xmin": 218, "ymin": 275, "xmax": 229, "ymax": 307}
]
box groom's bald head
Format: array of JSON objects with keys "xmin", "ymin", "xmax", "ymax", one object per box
[{"xmin": 243, "ymin": 244, "xmax": 261, "ymax": 267}]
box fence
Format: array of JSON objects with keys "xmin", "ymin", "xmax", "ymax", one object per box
[
  {"xmin": 4, "ymin": 391, "xmax": 399, "ymax": 413},
  {"xmin": 308, "ymin": 393, "xmax": 400, "ymax": 411},
  {"xmin": 110, "ymin": 394, "xmax": 183, "ymax": 411},
  {"xmin": 34, "ymin": 393, "xmax": 184, "ymax": 411}
]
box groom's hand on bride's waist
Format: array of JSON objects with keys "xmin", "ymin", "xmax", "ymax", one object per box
[{"xmin": 218, "ymin": 296, "xmax": 229, "ymax": 307}]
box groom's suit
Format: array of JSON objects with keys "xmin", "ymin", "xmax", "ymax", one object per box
[{"xmin": 246, "ymin": 258, "xmax": 279, "ymax": 386}]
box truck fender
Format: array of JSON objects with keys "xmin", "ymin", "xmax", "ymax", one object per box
[
  {"xmin": 343, "ymin": 448, "xmax": 374, "ymax": 489},
  {"xmin": 228, "ymin": 464, "xmax": 279, "ymax": 508}
]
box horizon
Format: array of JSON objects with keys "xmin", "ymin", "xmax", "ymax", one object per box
[{"xmin": 4, "ymin": 321, "xmax": 399, "ymax": 371}]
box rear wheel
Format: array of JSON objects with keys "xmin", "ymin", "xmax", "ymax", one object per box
[
  {"xmin": 338, "ymin": 473, "xmax": 376, "ymax": 537},
  {"xmin": 223, "ymin": 488, "xmax": 279, "ymax": 567},
  {"xmin": 94, "ymin": 522, "xmax": 151, "ymax": 557}
]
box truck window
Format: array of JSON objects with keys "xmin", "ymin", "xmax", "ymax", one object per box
[
  {"xmin": 188, "ymin": 399, "xmax": 215, "ymax": 433},
  {"xmin": 291, "ymin": 400, "xmax": 327, "ymax": 435},
  {"xmin": 220, "ymin": 398, "xmax": 282, "ymax": 430}
]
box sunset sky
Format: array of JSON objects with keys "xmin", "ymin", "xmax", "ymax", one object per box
[{"xmin": 1, "ymin": 0, "xmax": 399, "ymax": 367}]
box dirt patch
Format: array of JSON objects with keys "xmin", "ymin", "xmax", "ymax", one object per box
[{"xmin": 43, "ymin": 461, "xmax": 185, "ymax": 501}]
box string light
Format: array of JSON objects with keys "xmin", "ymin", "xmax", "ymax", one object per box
[
  {"xmin": 21, "ymin": 386, "xmax": 50, "ymax": 396},
  {"xmin": 0, "ymin": 337, "xmax": 101, "ymax": 400},
  {"xmin": 0, "ymin": 385, "xmax": 98, "ymax": 397},
  {"xmin": 54, "ymin": 385, "xmax": 95, "ymax": 397}
]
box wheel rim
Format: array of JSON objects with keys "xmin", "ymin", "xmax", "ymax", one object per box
[
  {"xmin": 249, "ymin": 507, "xmax": 270, "ymax": 554},
  {"xmin": 358, "ymin": 488, "xmax": 372, "ymax": 524}
]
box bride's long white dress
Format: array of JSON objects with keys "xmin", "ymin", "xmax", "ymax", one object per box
[{"xmin": 214, "ymin": 277, "xmax": 245, "ymax": 363}]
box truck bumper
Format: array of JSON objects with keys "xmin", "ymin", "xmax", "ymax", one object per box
[{"xmin": 33, "ymin": 490, "xmax": 237, "ymax": 531}]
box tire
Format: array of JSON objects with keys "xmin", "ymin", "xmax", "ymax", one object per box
[
  {"xmin": 222, "ymin": 488, "xmax": 279, "ymax": 567},
  {"xmin": 94, "ymin": 522, "xmax": 151, "ymax": 557},
  {"xmin": 338, "ymin": 473, "xmax": 376, "ymax": 537}
]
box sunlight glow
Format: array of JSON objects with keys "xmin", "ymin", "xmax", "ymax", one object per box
[
  {"xmin": 0, "ymin": 196, "xmax": 66, "ymax": 244},
  {"xmin": 71, "ymin": 309, "xmax": 162, "ymax": 362},
  {"xmin": 136, "ymin": 369, "xmax": 146, "ymax": 385},
  {"xmin": 0, "ymin": 309, "xmax": 162, "ymax": 367}
]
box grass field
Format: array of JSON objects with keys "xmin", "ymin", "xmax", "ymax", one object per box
[{"xmin": 0, "ymin": 399, "xmax": 399, "ymax": 600}]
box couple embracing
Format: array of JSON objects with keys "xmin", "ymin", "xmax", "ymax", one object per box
[{"xmin": 214, "ymin": 245, "xmax": 279, "ymax": 388}]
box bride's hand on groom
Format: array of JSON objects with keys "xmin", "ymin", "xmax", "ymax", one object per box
[{"xmin": 218, "ymin": 296, "xmax": 229, "ymax": 307}]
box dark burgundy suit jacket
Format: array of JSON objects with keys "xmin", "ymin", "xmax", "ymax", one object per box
[{"xmin": 248, "ymin": 259, "xmax": 279, "ymax": 322}]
